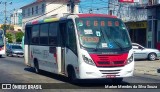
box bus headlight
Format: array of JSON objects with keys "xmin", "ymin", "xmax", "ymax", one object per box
[
  {"xmin": 82, "ymin": 55, "xmax": 95, "ymax": 66},
  {"xmin": 127, "ymin": 54, "xmax": 134, "ymax": 64}
]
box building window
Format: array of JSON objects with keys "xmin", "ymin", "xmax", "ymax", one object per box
[
  {"xmin": 42, "ymin": 4, "xmax": 45, "ymax": 13},
  {"xmin": 36, "ymin": 6, "xmax": 38, "ymax": 14},
  {"xmin": 23, "ymin": 10, "xmax": 25, "ymax": 17},
  {"xmin": 32, "ymin": 7, "xmax": 34, "ymax": 15},
  {"xmin": 28, "ymin": 8, "xmax": 30, "ymax": 16}
]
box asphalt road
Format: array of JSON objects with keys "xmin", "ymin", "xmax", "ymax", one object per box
[{"xmin": 0, "ymin": 56, "xmax": 160, "ymax": 92}]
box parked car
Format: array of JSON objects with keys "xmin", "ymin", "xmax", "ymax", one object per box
[
  {"xmin": 6, "ymin": 44, "xmax": 24, "ymax": 57},
  {"xmin": 132, "ymin": 43, "xmax": 160, "ymax": 61}
]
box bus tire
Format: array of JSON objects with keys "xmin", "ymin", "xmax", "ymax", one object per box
[
  {"xmin": 33, "ymin": 59, "xmax": 40, "ymax": 73},
  {"xmin": 111, "ymin": 78, "xmax": 123, "ymax": 83},
  {"xmin": 67, "ymin": 66, "xmax": 77, "ymax": 83}
]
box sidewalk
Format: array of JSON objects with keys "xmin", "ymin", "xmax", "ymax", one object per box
[{"xmin": 134, "ymin": 60, "xmax": 160, "ymax": 76}]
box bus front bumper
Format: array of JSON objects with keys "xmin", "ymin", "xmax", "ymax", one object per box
[{"xmin": 78, "ymin": 62, "xmax": 134, "ymax": 79}]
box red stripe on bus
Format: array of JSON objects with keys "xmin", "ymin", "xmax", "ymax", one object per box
[
  {"xmin": 90, "ymin": 53, "xmax": 128, "ymax": 67},
  {"xmin": 31, "ymin": 51, "xmax": 33, "ymax": 59},
  {"xmin": 54, "ymin": 53, "xmax": 57, "ymax": 64},
  {"xmin": 32, "ymin": 21, "xmax": 38, "ymax": 24}
]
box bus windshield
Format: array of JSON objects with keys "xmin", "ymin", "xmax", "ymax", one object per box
[{"xmin": 75, "ymin": 17, "xmax": 132, "ymax": 50}]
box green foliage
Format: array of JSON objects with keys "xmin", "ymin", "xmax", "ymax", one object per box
[
  {"xmin": 0, "ymin": 24, "xmax": 14, "ymax": 30},
  {"xmin": 6, "ymin": 32, "xmax": 14, "ymax": 43},
  {"xmin": 15, "ymin": 31, "xmax": 24, "ymax": 42}
]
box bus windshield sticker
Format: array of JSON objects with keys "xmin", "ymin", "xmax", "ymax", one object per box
[
  {"xmin": 108, "ymin": 43, "xmax": 114, "ymax": 48},
  {"xmin": 81, "ymin": 36, "xmax": 99, "ymax": 42},
  {"xmin": 102, "ymin": 43, "xmax": 108, "ymax": 48},
  {"xmin": 78, "ymin": 22, "xmax": 83, "ymax": 26},
  {"xmin": 96, "ymin": 31, "xmax": 101, "ymax": 37},
  {"xmin": 122, "ymin": 27, "xmax": 126, "ymax": 29},
  {"xmin": 84, "ymin": 29, "xmax": 93, "ymax": 35}
]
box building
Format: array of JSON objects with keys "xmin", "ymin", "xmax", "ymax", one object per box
[
  {"xmin": 10, "ymin": 9, "xmax": 22, "ymax": 26},
  {"xmin": 21, "ymin": 0, "xmax": 79, "ymax": 31},
  {"xmin": 143, "ymin": 0, "xmax": 160, "ymax": 49},
  {"xmin": 109, "ymin": 0, "xmax": 148, "ymax": 47}
]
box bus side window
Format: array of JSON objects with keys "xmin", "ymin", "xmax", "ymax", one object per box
[
  {"xmin": 31, "ymin": 25, "xmax": 39, "ymax": 45},
  {"xmin": 25, "ymin": 26, "xmax": 32, "ymax": 45},
  {"xmin": 49, "ymin": 23, "xmax": 58, "ymax": 46},
  {"xmin": 40, "ymin": 24, "xmax": 49, "ymax": 45},
  {"xmin": 59, "ymin": 22, "xmax": 67, "ymax": 47},
  {"xmin": 67, "ymin": 20, "xmax": 77, "ymax": 54}
]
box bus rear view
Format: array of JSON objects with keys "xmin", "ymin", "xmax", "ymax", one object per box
[{"xmin": 76, "ymin": 14, "xmax": 134, "ymax": 82}]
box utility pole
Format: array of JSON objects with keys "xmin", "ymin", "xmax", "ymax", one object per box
[
  {"xmin": 108, "ymin": 0, "xmax": 110, "ymax": 15},
  {"xmin": 4, "ymin": 2, "xmax": 7, "ymax": 35},
  {"xmin": 0, "ymin": 1, "xmax": 12, "ymax": 53},
  {"xmin": 68, "ymin": 0, "xmax": 75, "ymax": 13},
  {"xmin": 0, "ymin": 1, "xmax": 12, "ymax": 35}
]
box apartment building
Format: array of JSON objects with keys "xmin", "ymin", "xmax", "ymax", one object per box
[{"xmin": 10, "ymin": 9, "xmax": 22, "ymax": 26}]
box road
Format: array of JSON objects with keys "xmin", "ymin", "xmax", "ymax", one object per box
[{"xmin": 0, "ymin": 57, "xmax": 160, "ymax": 92}]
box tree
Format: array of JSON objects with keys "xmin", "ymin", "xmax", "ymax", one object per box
[
  {"xmin": 6, "ymin": 32, "xmax": 14, "ymax": 43},
  {"xmin": 15, "ymin": 31, "xmax": 24, "ymax": 42},
  {"xmin": 0, "ymin": 24, "xmax": 14, "ymax": 31}
]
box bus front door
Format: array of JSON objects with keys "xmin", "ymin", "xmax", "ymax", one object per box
[
  {"xmin": 59, "ymin": 22, "xmax": 67, "ymax": 74},
  {"xmin": 25, "ymin": 27, "xmax": 32, "ymax": 66}
]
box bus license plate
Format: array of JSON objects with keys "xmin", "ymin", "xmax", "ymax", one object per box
[{"xmin": 106, "ymin": 75, "xmax": 116, "ymax": 78}]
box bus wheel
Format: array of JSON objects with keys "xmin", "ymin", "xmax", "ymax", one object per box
[
  {"xmin": 34, "ymin": 59, "xmax": 40, "ymax": 73},
  {"xmin": 67, "ymin": 67, "xmax": 77, "ymax": 83},
  {"xmin": 111, "ymin": 78, "xmax": 123, "ymax": 83}
]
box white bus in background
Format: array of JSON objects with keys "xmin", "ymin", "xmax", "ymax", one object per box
[
  {"xmin": 24, "ymin": 14, "xmax": 134, "ymax": 83},
  {"xmin": 0, "ymin": 30, "xmax": 5, "ymax": 57}
]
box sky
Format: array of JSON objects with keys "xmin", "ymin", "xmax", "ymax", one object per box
[{"xmin": 0, "ymin": 0, "xmax": 108, "ymax": 24}]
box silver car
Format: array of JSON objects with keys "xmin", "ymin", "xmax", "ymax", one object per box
[
  {"xmin": 6, "ymin": 45, "xmax": 24, "ymax": 57},
  {"xmin": 132, "ymin": 43, "xmax": 160, "ymax": 61}
]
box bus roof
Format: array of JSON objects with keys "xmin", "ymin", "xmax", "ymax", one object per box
[
  {"xmin": 26, "ymin": 14, "xmax": 117, "ymax": 25},
  {"xmin": 26, "ymin": 18, "xmax": 60, "ymax": 26}
]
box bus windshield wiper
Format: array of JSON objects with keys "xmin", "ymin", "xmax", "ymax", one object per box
[
  {"xmin": 105, "ymin": 31, "xmax": 123, "ymax": 51},
  {"xmin": 94, "ymin": 28, "xmax": 107, "ymax": 51}
]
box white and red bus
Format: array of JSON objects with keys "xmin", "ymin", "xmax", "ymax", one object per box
[
  {"xmin": 0, "ymin": 30, "xmax": 5, "ymax": 58},
  {"xmin": 24, "ymin": 14, "xmax": 134, "ymax": 83}
]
